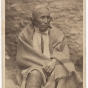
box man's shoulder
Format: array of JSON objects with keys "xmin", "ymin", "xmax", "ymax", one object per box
[
  {"xmin": 19, "ymin": 24, "xmax": 34, "ymax": 37},
  {"xmin": 50, "ymin": 24, "xmax": 64, "ymax": 37}
]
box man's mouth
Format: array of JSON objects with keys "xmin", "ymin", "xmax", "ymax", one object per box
[{"xmin": 42, "ymin": 25, "xmax": 49, "ymax": 27}]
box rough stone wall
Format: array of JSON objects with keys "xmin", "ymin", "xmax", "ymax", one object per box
[
  {"xmin": 5, "ymin": 0, "xmax": 83, "ymax": 87},
  {"xmin": 5, "ymin": 0, "xmax": 83, "ymax": 62}
]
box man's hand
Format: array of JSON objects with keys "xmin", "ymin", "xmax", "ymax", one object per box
[{"xmin": 43, "ymin": 59, "xmax": 56, "ymax": 74}]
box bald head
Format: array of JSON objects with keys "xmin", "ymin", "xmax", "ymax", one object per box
[{"xmin": 32, "ymin": 5, "xmax": 50, "ymax": 19}]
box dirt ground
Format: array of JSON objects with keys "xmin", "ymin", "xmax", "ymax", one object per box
[{"xmin": 5, "ymin": 0, "xmax": 83, "ymax": 88}]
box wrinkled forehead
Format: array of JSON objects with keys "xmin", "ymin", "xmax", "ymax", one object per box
[{"xmin": 32, "ymin": 6, "xmax": 50, "ymax": 18}]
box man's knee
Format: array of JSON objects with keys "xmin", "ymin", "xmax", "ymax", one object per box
[
  {"xmin": 27, "ymin": 70, "xmax": 43, "ymax": 81},
  {"xmin": 26, "ymin": 70, "xmax": 43, "ymax": 88},
  {"xmin": 31, "ymin": 70, "xmax": 41, "ymax": 76}
]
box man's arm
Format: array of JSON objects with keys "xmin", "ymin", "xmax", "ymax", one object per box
[
  {"xmin": 16, "ymin": 33, "xmax": 51, "ymax": 69},
  {"xmin": 43, "ymin": 38, "xmax": 70, "ymax": 74},
  {"xmin": 51, "ymin": 37, "xmax": 70, "ymax": 59},
  {"xmin": 51, "ymin": 37, "xmax": 75, "ymax": 73}
]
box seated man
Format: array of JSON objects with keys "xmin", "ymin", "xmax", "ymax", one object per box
[{"xmin": 16, "ymin": 5, "xmax": 82, "ymax": 88}]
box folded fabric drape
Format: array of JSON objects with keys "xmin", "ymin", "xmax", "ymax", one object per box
[{"xmin": 16, "ymin": 24, "xmax": 82, "ymax": 88}]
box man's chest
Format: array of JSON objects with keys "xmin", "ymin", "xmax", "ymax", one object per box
[{"xmin": 33, "ymin": 32, "xmax": 50, "ymax": 58}]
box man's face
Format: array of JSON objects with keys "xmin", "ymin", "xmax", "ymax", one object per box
[{"xmin": 33, "ymin": 8, "xmax": 51, "ymax": 32}]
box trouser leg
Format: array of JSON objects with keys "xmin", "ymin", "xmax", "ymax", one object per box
[{"xmin": 26, "ymin": 70, "xmax": 43, "ymax": 88}]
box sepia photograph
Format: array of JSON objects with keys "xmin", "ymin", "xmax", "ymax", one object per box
[{"xmin": 4, "ymin": 0, "xmax": 84, "ymax": 88}]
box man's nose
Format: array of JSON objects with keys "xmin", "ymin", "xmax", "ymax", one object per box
[{"xmin": 43, "ymin": 18, "xmax": 48, "ymax": 23}]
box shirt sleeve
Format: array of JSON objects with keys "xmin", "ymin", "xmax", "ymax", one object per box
[
  {"xmin": 51, "ymin": 37, "xmax": 76, "ymax": 73},
  {"xmin": 51, "ymin": 37, "xmax": 70, "ymax": 61}
]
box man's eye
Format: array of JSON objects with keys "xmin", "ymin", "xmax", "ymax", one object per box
[
  {"xmin": 47, "ymin": 16, "xmax": 52, "ymax": 19},
  {"xmin": 40, "ymin": 16, "xmax": 45, "ymax": 19},
  {"xmin": 47, "ymin": 16, "xmax": 50, "ymax": 18},
  {"xmin": 40, "ymin": 16, "xmax": 51, "ymax": 19}
]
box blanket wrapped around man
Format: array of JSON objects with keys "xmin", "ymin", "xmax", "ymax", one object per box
[{"xmin": 16, "ymin": 24, "xmax": 82, "ymax": 88}]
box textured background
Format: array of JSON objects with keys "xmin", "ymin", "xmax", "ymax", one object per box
[{"xmin": 5, "ymin": 0, "xmax": 83, "ymax": 88}]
